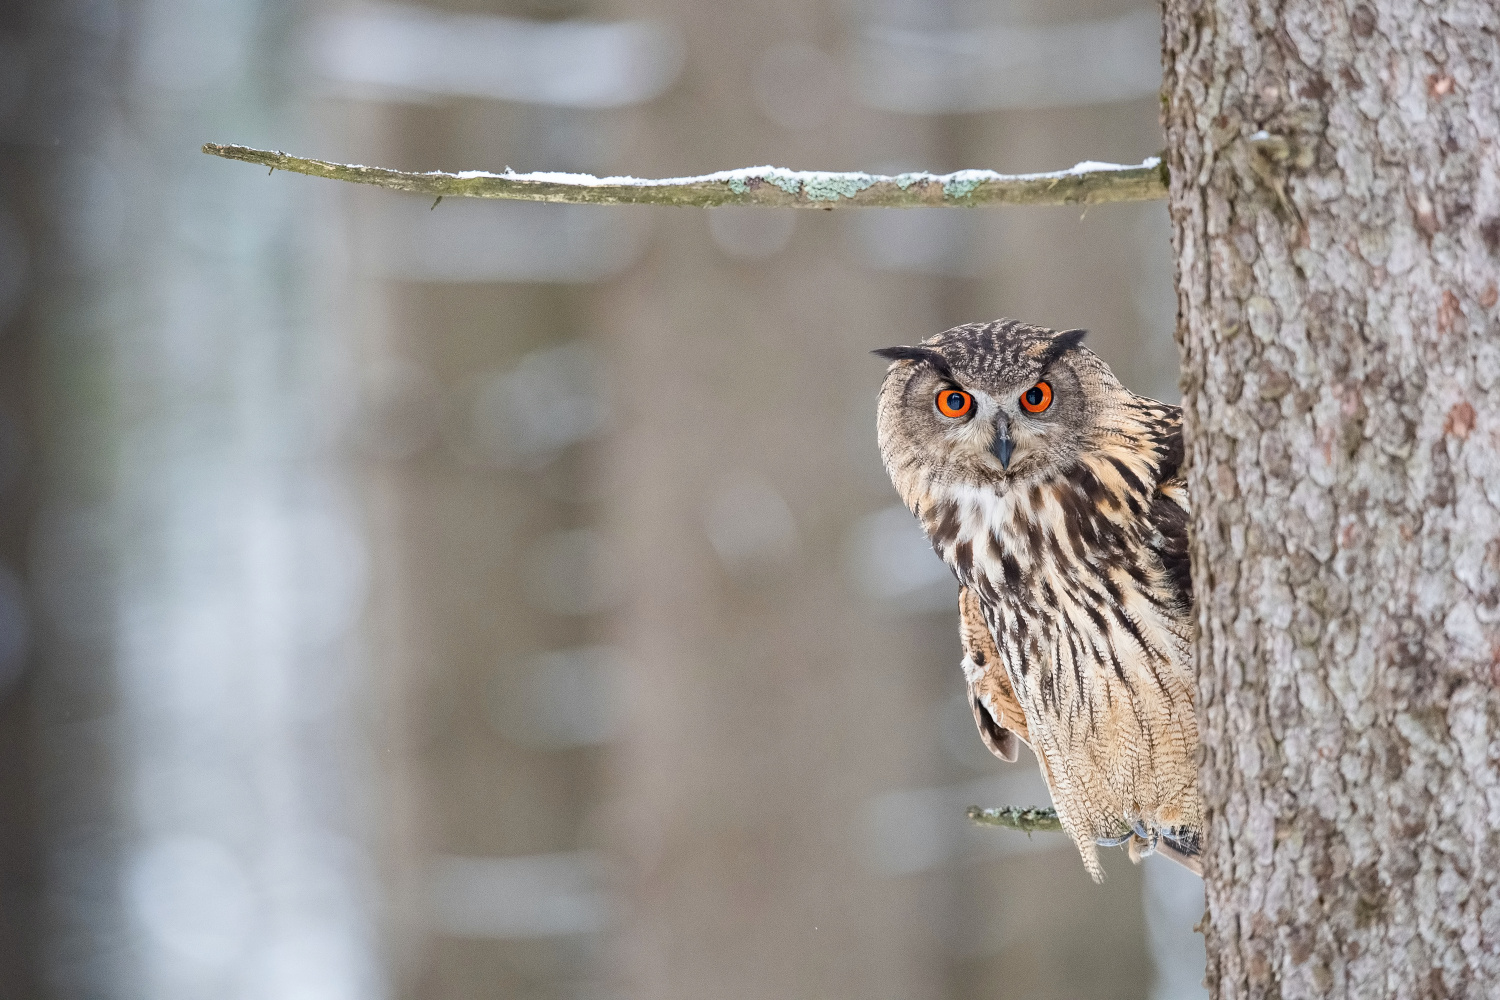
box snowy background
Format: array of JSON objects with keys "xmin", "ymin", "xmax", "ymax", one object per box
[{"xmin": 0, "ymin": 0, "xmax": 1199, "ymax": 997}]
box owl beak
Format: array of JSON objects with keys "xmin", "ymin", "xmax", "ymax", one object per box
[{"xmin": 991, "ymin": 418, "xmax": 1014, "ymax": 469}]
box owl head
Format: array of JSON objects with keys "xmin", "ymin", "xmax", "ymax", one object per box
[{"xmin": 874, "ymin": 319, "xmax": 1126, "ymax": 504}]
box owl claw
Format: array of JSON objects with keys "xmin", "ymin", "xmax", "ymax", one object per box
[{"xmin": 1094, "ymin": 831, "xmax": 1134, "ymax": 847}]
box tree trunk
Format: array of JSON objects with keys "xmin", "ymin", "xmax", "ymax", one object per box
[{"xmin": 1161, "ymin": 1, "xmax": 1500, "ymax": 997}]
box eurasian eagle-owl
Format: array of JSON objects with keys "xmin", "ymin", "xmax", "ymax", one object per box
[{"xmin": 875, "ymin": 319, "xmax": 1201, "ymax": 879}]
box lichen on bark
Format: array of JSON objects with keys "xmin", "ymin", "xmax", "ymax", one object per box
[
  {"xmin": 1162, "ymin": 0, "xmax": 1500, "ymax": 996},
  {"xmin": 966, "ymin": 805, "xmax": 1064, "ymax": 833}
]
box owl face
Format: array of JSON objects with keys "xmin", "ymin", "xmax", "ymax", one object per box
[{"xmin": 875, "ymin": 320, "xmax": 1117, "ymax": 499}]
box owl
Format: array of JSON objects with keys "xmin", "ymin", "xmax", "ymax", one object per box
[{"xmin": 875, "ymin": 319, "xmax": 1201, "ymax": 879}]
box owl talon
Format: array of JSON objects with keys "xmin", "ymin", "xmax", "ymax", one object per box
[{"xmin": 1094, "ymin": 832, "xmax": 1134, "ymax": 847}]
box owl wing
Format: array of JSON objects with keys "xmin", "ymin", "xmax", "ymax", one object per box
[
  {"xmin": 958, "ymin": 585, "xmax": 1029, "ymax": 762},
  {"xmin": 1141, "ymin": 468, "xmax": 1203, "ymax": 878},
  {"xmin": 1144, "ymin": 407, "xmax": 1192, "ymax": 612},
  {"xmin": 1148, "ymin": 477, "xmax": 1191, "ymax": 607}
]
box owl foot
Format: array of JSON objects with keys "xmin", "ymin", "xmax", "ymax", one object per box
[
  {"xmin": 1095, "ymin": 824, "xmax": 1202, "ymax": 876},
  {"xmin": 1128, "ymin": 822, "xmax": 1159, "ymax": 862}
]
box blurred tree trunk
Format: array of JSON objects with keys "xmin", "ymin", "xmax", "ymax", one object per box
[
  {"xmin": 0, "ymin": 4, "xmax": 44, "ymax": 997},
  {"xmin": 1162, "ymin": 1, "xmax": 1500, "ymax": 997}
]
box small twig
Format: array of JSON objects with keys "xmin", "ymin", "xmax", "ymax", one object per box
[
  {"xmin": 202, "ymin": 143, "xmax": 1167, "ymax": 209},
  {"xmin": 966, "ymin": 805, "xmax": 1063, "ymax": 833}
]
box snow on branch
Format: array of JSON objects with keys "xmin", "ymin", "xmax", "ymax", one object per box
[
  {"xmin": 966, "ymin": 805, "xmax": 1063, "ymax": 833},
  {"xmin": 202, "ymin": 143, "xmax": 1167, "ymax": 209}
]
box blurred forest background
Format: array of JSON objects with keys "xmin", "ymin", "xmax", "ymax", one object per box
[{"xmin": 0, "ymin": 0, "xmax": 1206, "ymax": 997}]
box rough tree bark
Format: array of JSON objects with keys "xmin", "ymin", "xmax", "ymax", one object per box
[{"xmin": 1162, "ymin": 1, "xmax": 1500, "ymax": 997}]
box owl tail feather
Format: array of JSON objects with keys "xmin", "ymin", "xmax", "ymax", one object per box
[
  {"xmin": 1029, "ymin": 748, "xmax": 1107, "ymax": 882},
  {"xmin": 1073, "ymin": 832, "xmax": 1106, "ymax": 883}
]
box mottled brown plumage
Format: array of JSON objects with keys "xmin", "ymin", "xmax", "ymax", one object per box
[
  {"xmin": 959, "ymin": 584, "xmax": 1029, "ymax": 762},
  {"xmin": 875, "ymin": 319, "xmax": 1201, "ymax": 880}
]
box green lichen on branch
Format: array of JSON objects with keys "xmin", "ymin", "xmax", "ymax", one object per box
[
  {"xmin": 201, "ymin": 143, "xmax": 1167, "ymax": 209},
  {"xmin": 966, "ymin": 805, "xmax": 1063, "ymax": 833}
]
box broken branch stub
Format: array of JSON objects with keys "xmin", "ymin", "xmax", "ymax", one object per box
[{"xmin": 965, "ymin": 805, "xmax": 1064, "ymax": 833}]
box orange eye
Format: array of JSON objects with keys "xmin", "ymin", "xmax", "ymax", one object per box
[
  {"xmin": 935, "ymin": 389, "xmax": 974, "ymax": 419},
  {"xmin": 1020, "ymin": 381, "xmax": 1052, "ymax": 414}
]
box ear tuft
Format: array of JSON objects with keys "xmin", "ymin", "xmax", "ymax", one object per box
[
  {"xmin": 1055, "ymin": 328, "xmax": 1088, "ymax": 352},
  {"xmin": 871, "ymin": 345, "xmax": 955, "ymax": 381},
  {"xmin": 1034, "ymin": 327, "xmax": 1088, "ymax": 370}
]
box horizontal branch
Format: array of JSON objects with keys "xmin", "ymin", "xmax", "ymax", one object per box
[
  {"xmin": 202, "ymin": 143, "xmax": 1166, "ymax": 209},
  {"xmin": 966, "ymin": 805, "xmax": 1063, "ymax": 833}
]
